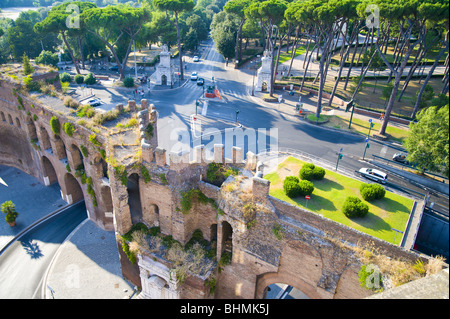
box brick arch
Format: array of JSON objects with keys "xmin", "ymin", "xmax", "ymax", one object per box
[
  {"xmin": 64, "ymin": 172, "xmax": 84, "ymax": 204},
  {"xmin": 100, "ymin": 185, "xmax": 113, "ymax": 213},
  {"xmin": 41, "ymin": 155, "xmax": 58, "ymax": 186},
  {"xmin": 69, "ymin": 143, "xmax": 84, "ymax": 170},
  {"xmin": 254, "ymin": 240, "xmax": 324, "ymax": 299},
  {"xmin": 38, "ymin": 125, "xmax": 52, "ymax": 151}
]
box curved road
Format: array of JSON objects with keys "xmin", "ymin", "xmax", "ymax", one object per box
[{"xmin": 0, "ymin": 201, "xmax": 87, "ymax": 299}]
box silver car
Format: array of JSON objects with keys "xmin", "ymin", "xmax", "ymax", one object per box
[{"xmin": 358, "ymin": 168, "xmax": 388, "ymax": 184}]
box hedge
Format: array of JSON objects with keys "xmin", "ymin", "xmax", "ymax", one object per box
[
  {"xmin": 342, "ymin": 196, "xmax": 369, "ymax": 218},
  {"xmin": 299, "ymin": 163, "xmax": 326, "ymax": 181},
  {"xmin": 360, "ymin": 183, "xmax": 386, "ymax": 201}
]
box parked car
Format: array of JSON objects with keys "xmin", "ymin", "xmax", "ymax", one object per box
[
  {"xmin": 193, "ymin": 56, "xmax": 200, "ymax": 62},
  {"xmin": 109, "ymin": 65, "xmax": 119, "ymax": 71},
  {"xmin": 87, "ymin": 99, "xmax": 101, "ymax": 107},
  {"xmin": 191, "ymin": 72, "xmax": 198, "ymax": 81},
  {"xmin": 358, "ymin": 168, "xmax": 388, "ymax": 184},
  {"xmin": 197, "ymin": 78, "xmax": 204, "ymax": 86},
  {"xmin": 393, "ymin": 152, "xmax": 408, "ymax": 164}
]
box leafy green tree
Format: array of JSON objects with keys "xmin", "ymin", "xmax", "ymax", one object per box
[
  {"xmin": 35, "ymin": 50, "xmax": 59, "ymax": 67},
  {"xmin": 8, "ymin": 18, "xmax": 42, "ymax": 59},
  {"xmin": 34, "ymin": 2, "xmax": 97, "ymax": 74},
  {"xmin": 81, "ymin": 5, "xmax": 150, "ymax": 80},
  {"xmin": 404, "ymin": 105, "xmax": 449, "ymax": 177},
  {"xmin": 224, "ymin": 0, "xmax": 251, "ymax": 62},
  {"xmin": 22, "ymin": 54, "xmax": 34, "ymax": 75},
  {"xmin": 152, "ymin": 0, "xmax": 195, "ymax": 81}
]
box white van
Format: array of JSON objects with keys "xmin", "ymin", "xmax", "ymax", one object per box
[{"xmin": 358, "ymin": 168, "xmax": 388, "ymax": 184}]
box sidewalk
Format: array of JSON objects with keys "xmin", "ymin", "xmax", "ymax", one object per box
[{"xmin": 43, "ymin": 218, "xmax": 137, "ymax": 299}]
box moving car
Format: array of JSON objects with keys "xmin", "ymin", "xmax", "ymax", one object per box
[
  {"xmin": 393, "ymin": 152, "xmax": 408, "ymax": 164},
  {"xmin": 197, "ymin": 78, "xmax": 204, "ymax": 86},
  {"xmin": 193, "ymin": 56, "xmax": 199, "ymax": 62},
  {"xmin": 358, "ymin": 168, "xmax": 388, "ymax": 184},
  {"xmin": 191, "ymin": 72, "xmax": 198, "ymax": 81}
]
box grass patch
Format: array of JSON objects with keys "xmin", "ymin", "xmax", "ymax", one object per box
[
  {"xmin": 327, "ymin": 116, "xmax": 410, "ymax": 143},
  {"xmin": 265, "ymin": 156, "xmax": 414, "ymax": 244}
]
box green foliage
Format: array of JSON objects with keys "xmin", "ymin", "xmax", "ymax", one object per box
[
  {"xmin": 22, "ymin": 53, "xmax": 34, "ymax": 75},
  {"xmin": 76, "ymin": 105, "xmax": 96, "ymax": 118},
  {"xmin": 80, "ymin": 145, "xmax": 89, "ymax": 157},
  {"xmin": 60, "ymin": 72, "xmax": 72, "ymax": 83},
  {"xmin": 145, "ymin": 123, "xmax": 154, "ymax": 140},
  {"xmin": 360, "ymin": 183, "xmax": 386, "ymax": 201},
  {"xmin": 299, "ymin": 163, "xmax": 325, "ymax": 181},
  {"xmin": 342, "ymin": 196, "xmax": 369, "ymax": 218},
  {"xmin": 283, "ymin": 176, "xmax": 301, "ymax": 198},
  {"xmin": 298, "ymin": 180, "xmax": 314, "ymax": 196},
  {"xmin": 159, "ymin": 173, "xmax": 168, "ymax": 185},
  {"xmin": 88, "ymin": 133, "xmax": 102, "ymax": 147},
  {"xmin": 123, "ymin": 76, "xmax": 134, "ymax": 88},
  {"xmin": 74, "ymin": 74, "xmax": 84, "ymax": 84},
  {"xmin": 114, "ymin": 164, "xmax": 128, "ymax": 186},
  {"xmin": 35, "ymin": 50, "xmax": 59, "ymax": 67},
  {"xmin": 272, "ymin": 223, "xmax": 285, "ymax": 240},
  {"xmin": 283, "ymin": 176, "xmax": 314, "ymax": 197},
  {"xmin": 23, "ymin": 75, "xmax": 41, "ymax": 92},
  {"xmin": 84, "ymin": 73, "xmax": 96, "ymax": 85},
  {"xmin": 404, "ymin": 105, "xmax": 449, "ymax": 177},
  {"xmin": 63, "ymin": 122, "xmax": 75, "ymax": 137},
  {"xmin": 359, "ymin": 264, "xmax": 383, "ymax": 291},
  {"xmin": 1, "ymin": 200, "xmax": 19, "ymax": 224},
  {"xmin": 140, "ymin": 164, "xmax": 151, "ymax": 183},
  {"xmin": 206, "ymin": 162, "xmax": 238, "ymax": 186},
  {"xmin": 50, "ymin": 116, "xmax": 60, "ymax": 135}
]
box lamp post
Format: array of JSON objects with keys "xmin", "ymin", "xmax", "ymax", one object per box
[
  {"xmin": 336, "ymin": 148, "xmax": 343, "ymax": 170},
  {"xmin": 363, "ymin": 138, "xmax": 370, "ymax": 160}
]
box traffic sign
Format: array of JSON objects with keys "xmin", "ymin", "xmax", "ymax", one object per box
[{"xmin": 305, "ymin": 195, "xmax": 310, "ymax": 200}]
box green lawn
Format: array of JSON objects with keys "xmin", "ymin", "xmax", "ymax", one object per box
[{"xmin": 264, "ymin": 156, "xmax": 414, "ymax": 244}]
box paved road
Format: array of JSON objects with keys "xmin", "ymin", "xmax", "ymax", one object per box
[{"xmin": 0, "ymin": 202, "xmax": 87, "ymax": 299}]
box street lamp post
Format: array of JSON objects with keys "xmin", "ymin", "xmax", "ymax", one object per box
[
  {"xmin": 363, "ymin": 138, "xmax": 370, "ymax": 160},
  {"xmin": 336, "ymin": 148, "xmax": 343, "ymax": 170}
]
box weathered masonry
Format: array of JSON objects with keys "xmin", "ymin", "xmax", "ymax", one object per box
[{"xmin": 0, "ymin": 73, "xmax": 443, "ymax": 299}]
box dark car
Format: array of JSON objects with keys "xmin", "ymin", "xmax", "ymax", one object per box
[
  {"xmin": 109, "ymin": 65, "xmax": 119, "ymax": 71},
  {"xmin": 393, "ymin": 152, "xmax": 408, "ymax": 164},
  {"xmin": 197, "ymin": 78, "xmax": 204, "ymax": 86}
]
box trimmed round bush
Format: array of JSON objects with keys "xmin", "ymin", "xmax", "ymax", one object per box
[
  {"xmin": 74, "ymin": 74, "xmax": 84, "ymax": 84},
  {"xmin": 299, "ymin": 163, "xmax": 326, "ymax": 181},
  {"xmin": 313, "ymin": 166, "xmax": 326, "ymax": 180},
  {"xmin": 123, "ymin": 76, "xmax": 135, "ymax": 88},
  {"xmin": 283, "ymin": 176, "xmax": 301, "ymax": 198},
  {"xmin": 84, "ymin": 73, "xmax": 96, "ymax": 85},
  {"xmin": 298, "ymin": 180, "xmax": 314, "ymax": 196},
  {"xmin": 60, "ymin": 72, "xmax": 71, "ymax": 83},
  {"xmin": 360, "ymin": 183, "xmax": 386, "ymax": 201},
  {"xmin": 299, "ymin": 163, "xmax": 315, "ymax": 180},
  {"xmin": 342, "ymin": 196, "xmax": 369, "ymax": 218}
]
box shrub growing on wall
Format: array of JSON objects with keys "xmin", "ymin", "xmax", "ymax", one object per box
[
  {"xmin": 63, "ymin": 122, "xmax": 74, "ymax": 137},
  {"xmin": 50, "ymin": 116, "xmax": 60, "ymax": 135},
  {"xmin": 360, "ymin": 183, "xmax": 386, "ymax": 201},
  {"xmin": 342, "ymin": 196, "xmax": 369, "ymax": 218}
]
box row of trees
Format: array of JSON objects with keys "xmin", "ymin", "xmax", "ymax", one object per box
[
  {"xmin": 1, "ymin": 0, "xmax": 226, "ymax": 80},
  {"xmin": 212, "ymin": 0, "xmax": 448, "ymax": 135}
]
